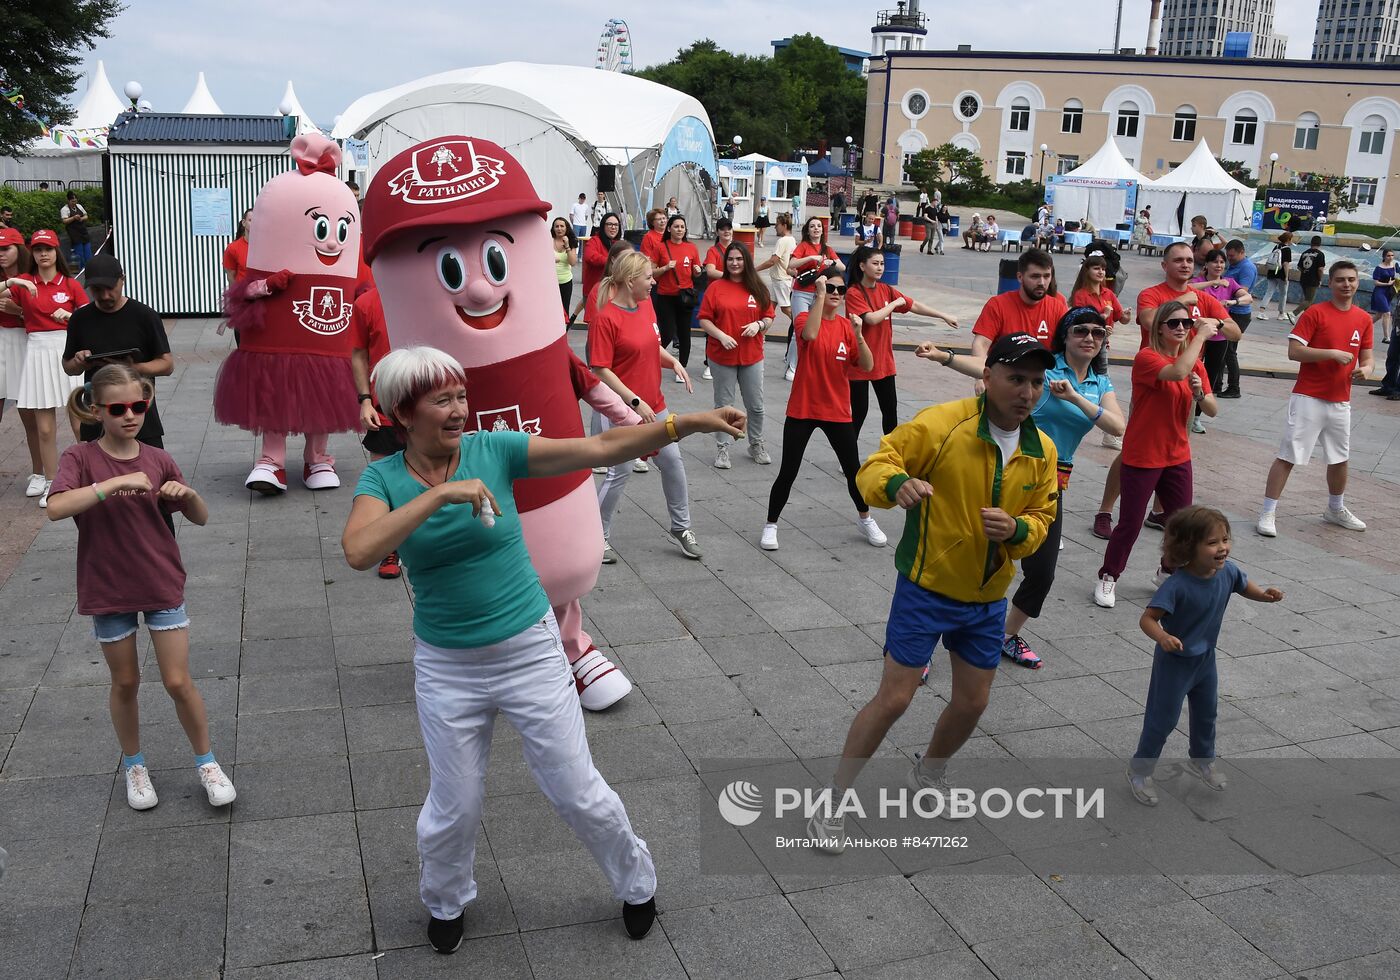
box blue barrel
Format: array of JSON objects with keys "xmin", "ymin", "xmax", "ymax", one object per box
[
  {"xmin": 997, "ymin": 258, "xmax": 1019, "ymax": 294},
  {"xmin": 880, "ymin": 244, "xmax": 901, "ymax": 286},
  {"xmin": 839, "ymin": 213, "xmax": 857, "ymax": 236},
  {"xmin": 948, "ymin": 215, "xmax": 960, "ymax": 237}
]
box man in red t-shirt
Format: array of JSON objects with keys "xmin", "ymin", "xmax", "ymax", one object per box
[
  {"xmin": 348, "ymin": 287, "xmax": 404, "ymax": 578},
  {"xmin": 973, "ymin": 249, "xmax": 1066, "ymax": 357},
  {"xmin": 1256, "ymin": 261, "xmax": 1373, "ymax": 538}
]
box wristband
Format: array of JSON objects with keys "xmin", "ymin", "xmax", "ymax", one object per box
[
  {"xmin": 1092, "ymin": 406, "xmax": 1104, "ymax": 422},
  {"xmin": 944, "ymin": 351, "xmax": 955, "ymax": 368},
  {"xmin": 357, "ymin": 393, "xmax": 373, "ymax": 403},
  {"xmin": 92, "ymin": 483, "xmax": 105, "ymax": 502},
  {"xmin": 664, "ymin": 413, "xmax": 680, "ymax": 443}
]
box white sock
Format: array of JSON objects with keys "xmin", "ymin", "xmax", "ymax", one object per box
[
  {"xmin": 1328, "ymin": 493, "xmax": 1345, "ymax": 511},
  {"xmin": 1261, "ymin": 497, "xmax": 1279, "ymax": 515}
]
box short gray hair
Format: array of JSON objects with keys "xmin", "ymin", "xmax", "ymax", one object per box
[{"xmin": 370, "ymin": 346, "xmax": 467, "ymax": 426}]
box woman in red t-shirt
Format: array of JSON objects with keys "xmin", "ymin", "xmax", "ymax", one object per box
[
  {"xmin": 762, "ymin": 274, "xmax": 887, "ymax": 552},
  {"xmin": 699, "ymin": 243, "xmax": 775, "ymax": 469},
  {"xmin": 221, "ymin": 208, "xmax": 252, "ymax": 287},
  {"xmin": 652, "ymin": 215, "xmax": 702, "ymax": 375},
  {"xmin": 844, "ymin": 245, "xmax": 958, "ymax": 438},
  {"xmin": 5, "ymin": 230, "xmax": 88, "ymax": 506},
  {"xmin": 1094, "ymin": 299, "xmax": 1219, "ymax": 609},
  {"xmin": 0, "ymin": 229, "xmax": 33, "ymax": 431},
  {"xmin": 786, "ymin": 217, "xmax": 847, "ymax": 380},
  {"xmin": 574, "ymin": 212, "xmax": 622, "ymax": 325},
  {"xmin": 589, "ymin": 250, "xmax": 704, "ymax": 562}
]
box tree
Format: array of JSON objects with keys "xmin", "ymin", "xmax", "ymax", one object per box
[
  {"xmin": 1218, "ymin": 158, "xmax": 1258, "ymax": 188},
  {"xmin": 1294, "ymin": 172, "xmax": 1359, "ymax": 218},
  {"xmin": 0, "ymin": 1, "xmax": 124, "ymax": 157},
  {"xmin": 903, "ymin": 144, "xmax": 993, "ymax": 200},
  {"xmin": 772, "ymin": 34, "xmax": 866, "ymax": 148}
]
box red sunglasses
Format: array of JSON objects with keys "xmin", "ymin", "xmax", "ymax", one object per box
[{"xmin": 98, "ymin": 400, "xmax": 149, "ymax": 417}]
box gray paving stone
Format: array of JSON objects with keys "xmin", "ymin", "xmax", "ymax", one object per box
[
  {"xmin": 1202, "ymin": 877, "xmax": 1390, "ymax": 972},
  {"xmin": 1298, "ymin": 864, "xmax": 1400, "ymax": 946},
  {"xmin": 1094, "ymin": 898, "xmax": 1284, "ymax": 980},
  {"xmin": 0, "ymin": 834, "xmax": 98, "ymax": 979},
  {"xmin": 699, "ymin": 632, "xmax": 809, "ymax": 674},
  {"xmin": 349, "ymin": 748, "xmax": 430, "ymax": 811},
  {"xmin": 2, "ymin": 722, "xmax": 118, "ymax": 778},
  {"xmin": 972, "ymin": 921, "xmax": 1150, "ymax": 980},
  {"xmin": 0, "ymin": 686, "xmax": 33, "ymax": 734},
  {"xmin": 226, "ymin": 954, "xmax": 378, "ymax": 979},
  {"xmin": 241, "ymin": 635, "xmax": 337, "ymax": 675},
  {"xmin": 344, "ymin": 701, "xmax": 423, "ymax": 755},
  {"xmin": 239, "ymin": 668, "xmax": 341, "ymax": 713},
  {"xmin": 236, "ymin": 706, "xmax": 347, "ymax": 763},
  {"xmin": 241, "ymin": 605, "xmax": 333, "ymax": 642},
  {"xmin": 493, "ymin": 845, "xmax": 628, "ymax": 932},
  {"xmin": 842, "ymin": 947, "xmax": 996, "ymax": 980},
  {"xmin": 338, "ymin": 662, "xmax": 415, "ymax": 707},
  {"xmin": 230, "ymin": 756, "xmax": 353, "ymax": 822},
  {"xmin": 912, "ymin": 855, "xmax": 1082, "ymax": 945},
  {"xmin": 333, "ymin": 630, "xmax": 416, "ymax": 667},
  {"xmin": 522, "ymin": 919, "xmax": 687, "ymax": 980},
  {"xmin": 1295, "ymin": 949, "xmax": 1400, "ymax": 980},
  {"xmin": 226, "ymin": 811, "xmax": 373, "ymax": 968},
  {"xmin": 1214, "ymin": 806, "xmax": 1383, "ymax": 876},
  {"xmin": 663, "ymin": 894, "xmax": 834, "ymax": 980},
  {"xmin": 1027, "ymin": 674, "xmax": 1145, "ymax": 723},
  {"xmin": 788, "ymin": 874, "xmax": 961, "ymax": 971},
  {"xmin": 639, "ymin": 673, "xmax": 755, "ymax": 726},
  {"xmin": 370, "ymin": 933, "xmax": 532, "ymax": 979},
  {"xmin": 782, "ymin": 625, "xmax": 886, "ymax": 666},
  {"xmin": 669, "ymin": 714, "xmax": 798, "ymax": 770},
  {"xmin": 610, "ymin": 636, "xmax": 723, "ymax": 681}
]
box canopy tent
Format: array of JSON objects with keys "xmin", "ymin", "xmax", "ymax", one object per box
[
  {"xmin": 0, "ymin": 60, "xmax": 122, "ymax": 183},
  {"xmin": 331, "ymin": 62, "xmax": 719, "ymax": 235},
  {"xmin": 1137, "ymin": 140, "xmax": 1254, "ymax": 233},
  {"xmin": 181, "ymin": 72, "xmax": 223, "ymax": 114},
  {"xmin": 807, "ymin": 157, "xmax": 844, "ymax": 178},
  {"xmin": 1044, "ymin": 138, "xmax": 1149, "ymax": 231},
  {"xmin": 721, "ymin": 152, "xmax": 809, "ymax": 227},
  {"xmin": 276, "ymin": 81, "xmax": 319, "ymax": 136}
]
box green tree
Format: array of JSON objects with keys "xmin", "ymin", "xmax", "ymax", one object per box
[
  {"xmin": 904, "ymin": 144, "xmax": 993, "ymax": 200},
  {"xmin": 0, "ymin": 1, "xmax": 124, "ymax": 157},
  {"xmin": 1219, "ymin": 158, "xmax": 1258, "ymax": 188},
  {"xmin": 1294, "ymin": 172, "xmax": 1359, "ymax": 218},
  {"xmin": 772, "ymin": 34, "xmax": 866, "ymax": 147}
]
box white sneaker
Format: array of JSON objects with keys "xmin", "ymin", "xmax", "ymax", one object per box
[
  {"xmin": 748, "ymin": 440, "xmax": 772, "ymax": 465},
  {"xmin": 1284, "ymin": 313, "xmax": 1297, "ymax": 325},
  {"xmin": 25, "ymin": 473, "xmax": 46, "ymax": 497},
  {"xmin": 1256, "ymin": 511, "xmax": 1277, "ymax": 537},
  {"xmin": 714, "ymin": 445, "xmax": 731, "ymax": 469},
  {"xmin": 1183, "ymin": 758, "xmax": 1228, "ymax": 791},
  {"xmin": 784, "ymin": 367, "xmax": 796, "ymax": 382},
  {"xmin": 1126, "ymin": 771, "xmax": 1158, "ymax": 806},
  {"xmin": 632, "ymin": 460, "xmax": 649, "ymax": 473},
  {"xmin": 1152, "ymin": 566, "xmax": 1172, "ymax": 589},
  {"xmin": 806, "ymin": 810, "xmax": 846, "ymax": 854},
  {"xmin": 1101, "ymin": 432, "xmax": 1122, "ymax": 450},
  {"xmin": 1190, "ymin": 418, "xmax": 1207, "ymax": 434},
  {"xmin": 125, "ymin": 764, "xmax": 159, "ymax": 810},
  {"xmin": 858, "ymin": 515, "xmax": 887, "ymax": 547},
  {"xmin": 1255, "ymin": 311, "xmax": 1270, "ymax": 320},
  {"xmin": 198, "ymin": 762, "xmax": 237, "ymax": 807},
  {"xmin": 1323, "ymin": 505, "xmax": 1366, "ymax": 531},
  {"xmin": 1093, "ymin": 573, "xmax": 1117, "ymax": 608},
  {"xmin": 760, "ymin": 523, "xmax": 779, "ymax": 550},
  {"xmin": 673, "ymin": 372, "xmax": 685, "ymax": 384},
  {"xmin": 592, "ymin": 466, "xmax": 608, "ymax": 475},
  {"xmin": 906, "ymin": 759, "xmax": 974, "ymax": 820},
  {"xmin": 702, "ymin": 366, "xmax": 712, "ymax": 381},
  {"xmin": 38, "ymin": 481, "xmax": 52, "ymax": 509}
]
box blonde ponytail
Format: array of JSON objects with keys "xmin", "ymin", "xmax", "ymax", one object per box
[{"xmin": 66, "ymin": 363, "xmax": 153, "ymax": 425}]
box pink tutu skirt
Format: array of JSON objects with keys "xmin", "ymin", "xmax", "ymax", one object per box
[{"xmin": 213, "ymin": 351, "xmax": 360, "ymax": 436}]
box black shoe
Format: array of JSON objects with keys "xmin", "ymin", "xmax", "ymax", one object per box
[
  {"xmin": 1389, "ymin": 392, "xmax": 1400, "ymax": 401},
  {"xmin": 623, "ymin": 897, "xmax": 656, "ymax": 939},
  {"xmin": 1369, "ymin": 387, "xmax": 1394, "ymax": 396},
  {"xmin": 1218, "ymin": 389, "xmax": 1241, "ymax": 399},
  {"xmin": 1144, "ymin": 512, "xmax": 1167, "ymax": 531},
  {"xmin": 428, "ymin": 912, "xmax": 465, "ymax": 954}
]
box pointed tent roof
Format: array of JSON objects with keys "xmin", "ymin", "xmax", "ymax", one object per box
[
  {"xmin": 1148, "ymin": 139, "xmax": 1253, "ymax": 195},
  {"xmin": 277, "ymin": 81, "xmax": 318, "ymax": 134},
  {"xmin": 181, "ymin": 72, "xmax": 223, "ymax": 114},
  {"xmin": 1062, "ymin": 137, "xmax": 1150, "ymax": 183},
  {"xmin": 69, "ymin": 59, "xmax": 127, "ymax": 130}
]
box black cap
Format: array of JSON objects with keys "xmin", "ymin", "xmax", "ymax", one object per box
[
  {"xmin": 986, "ymin": 332, "xmax": 1055, "ymax": 370},
  {"xmin": 84, "ymin": 254, "xmax": 124, "ymax": 288}
]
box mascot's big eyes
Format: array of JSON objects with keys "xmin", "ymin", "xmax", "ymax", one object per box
[
  {"xmin": 336, "ymin": 217, "xmax": 351, "ymax": 245},
  {"xmin": 436, "ymin": 246, "xmax": 466, "ymax": 292},
  {"xmin": 313, "ymin": 215, "xmax": 331, "ymax": 242},
  {"xmin": 482, "ymin": 240, "xmax": 508, "ymax": 285}
]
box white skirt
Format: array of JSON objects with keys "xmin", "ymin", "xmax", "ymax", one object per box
[
  {"xmin": 0, "ymin": 327, "xmax": 25, "ymax": 401},
  {"xmin": 16, "ymin": 330, "xmax": 81, "ymax": 410}
]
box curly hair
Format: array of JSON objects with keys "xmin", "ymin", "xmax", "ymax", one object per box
[{"xmin": 1162, "ymin": 505, "xmax": 1231, "ymax": 570}]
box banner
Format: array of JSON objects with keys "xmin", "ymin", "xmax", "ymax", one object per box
[{"xmin": 1262, "ymin": 189, "xmax": 1329, "ymax": 231}]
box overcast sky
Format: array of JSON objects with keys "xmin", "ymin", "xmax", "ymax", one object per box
[{"xmin": 74, "ymin": 0, "xmax": 1322, "ymax": 126}]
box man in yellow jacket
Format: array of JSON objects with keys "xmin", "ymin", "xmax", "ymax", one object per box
[{"xmin": 813, "ymin": 333, "xmax": 1059, "ymax": 850}]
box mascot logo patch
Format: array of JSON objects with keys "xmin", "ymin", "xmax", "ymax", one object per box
[
  {"xmin": 293, "ymin": 285, "xmax": 352, "ymax": 335},
  {"xmin": 389, "ymin": 140, "xmax": 507, "ymax": 205},
  {"xmin": 477, "ymin": 404, "xmax": 542, "ymax": 436}
]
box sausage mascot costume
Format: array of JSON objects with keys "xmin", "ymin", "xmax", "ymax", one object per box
[
  {"xmin": 215, "ymin": 134, "xmax": 365, "ymax": 493},
  {"xmin": 362, "ymin": 136, "xmax": 635, "ymax": 710}
]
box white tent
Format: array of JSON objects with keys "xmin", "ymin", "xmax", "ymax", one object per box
[
  {"xmin": 67, "ymin": 59, "xmax": 126, "ymax": 131},
  {"xmin": 276, "ymin": 81, "xmax": 319, "ymax": 135},
  {"xmin": 1045, "ymin": 138, "xmax": 1149, "ymax": 231},
  {"xmin": 181, "ymin": 72, "xmax": 223, "ymax": 114},
  {"xmin": 1137, "ymin": 140, "xmax": 1254, "ymax": 233},
  {"xmin": 0, "ymin": 59, "xmax": 123, "ymax": 182},
  {"xmin": 332, "ymin": 62, "xmax": 719, "ymax": 233}
]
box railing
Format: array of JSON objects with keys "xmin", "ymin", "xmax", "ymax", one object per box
[
  {"xmin": 1, "ymin": 178, "xmax": 104, "ymax": 191},
  {"xmin": 875, "ymin": 9, "xmax": 928, "ymax": 28}
]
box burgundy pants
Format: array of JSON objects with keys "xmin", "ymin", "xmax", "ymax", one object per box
[{"xmin": 1098, "ymin": 460, "xmax": 1193, "ymax": 580}]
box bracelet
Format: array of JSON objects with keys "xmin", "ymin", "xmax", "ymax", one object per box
[
  {"xmin": 664, "ymin": 413, "xmax": 680, "ymax": 443},
  {"xmin": 92, "ymin": 483, "xmax": 106, "ymax": 502},
  {"xmin": 357, "ymin": 393, "xmax": 372, "ymax": 403},
  {"xmin": 1092, "ymin": 406, "xmax": 1104, "ymax": 422},
  {"xmin": 944, "ymin": 351, "xmax": 955, "ymax": 368}
]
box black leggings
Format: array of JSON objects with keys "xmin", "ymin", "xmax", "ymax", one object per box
[
  {"xmin": 850, "ymin": 376, "xmax": 899, "ymax": 437},
  {"xmin": 1011, "ymin": 482, "xmax": 1064, "ymax": 619},
  {"xmin": 767, "ymin": 417, "xmax": 867, "ymax": 522},
  {"xmin": 1224, "ymin": 311, "xmax": 1251, "ymax": 392},
  {"xmin": 654, "ymin": 293, "xmax": 692, "ymax": 367},
  {"xmin": 1195, "ymin": 341, "xmax": 1228, "ymax": 416},
  {"xmin": 559, "ymin": 281, "xmax": 572, "ymax": 314}
]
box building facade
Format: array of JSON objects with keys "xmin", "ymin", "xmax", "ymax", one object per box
[
  {"xmin": 1158, "ymin": 0, "xmax": 1288, "ymax": 58},
  {"xmin": 1313, "ymin": 0, "xmax": 1400, "ymax": 62},
  {"xmin": 863, "ymin": 49, "xmax": 1400, "ymax": 225}
]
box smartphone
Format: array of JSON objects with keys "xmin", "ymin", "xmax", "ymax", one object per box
[{"xmin": 88, "ymin": 347, "xmax": 140, "ymax": 361}]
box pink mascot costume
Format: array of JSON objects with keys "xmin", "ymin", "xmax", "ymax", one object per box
[
  {"xmin": 215, "ymin": 134, "xmax": 365, "ymax": 494},
  {"xmin": 361, "ymin": 136, "xmax": 635, "ymax": 710}
]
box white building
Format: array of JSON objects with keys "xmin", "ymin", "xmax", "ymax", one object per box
[
  {"xmin": 1158, "ymin": 0, "xmax": 1288, "ymax": 58},
  {"xmin": 1313, "ymin": 0, "xmax": 1400, "ymax": 62}
]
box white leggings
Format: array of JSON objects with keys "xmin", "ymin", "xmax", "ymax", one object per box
[{"xmin": 413, "ymin": 612, "xmax": 656, "ymax": 919}]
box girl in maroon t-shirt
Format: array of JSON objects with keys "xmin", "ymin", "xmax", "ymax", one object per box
[{"xmin": 46, "ymin": 363, "xmax": 237, "ymax": 813}]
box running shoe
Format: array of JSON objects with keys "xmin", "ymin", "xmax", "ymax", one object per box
[
  {"xmin": 125, "ymin": 763, "xmax": 158, "ymax": 810},
  {"xmin": 806, "ymin": 810, "xmax": 847, "ymax": 854},
  {"xmin": 632, "ymin": 460, "xmax": 649, "ymax": 473},
  {"xmin": 714, "ymin": 445, "xmax": 732, "ymax": 469},
  {"xmin": 1368, "ymin": 387, "xmax": 1395, "ymax": 397},
  {"xmin": 1152, "ymin": 566, "xmax": 1172, "ymax": 589},
  {"xmin": 784, "ymin": 367, "xmax": 795, "ymax": 382},
  {"xmin": 1255, "ymin": 311, "xmax": 1270, "ymax": 320},
  {"xmin": 858, "ymin": 515, "xmax": 887, "ymax": 547},
  {"xmin": 702, "ymin": 366, "xmax": 713, "ymax": 381},
  {"xmin": 601, "ymin": 545, "xmax": 618, "ymax": 565},
  {"xmin": 1183, "ymin": 758, "xmax": 1228, "ymax": 791},
  {"xmin": 1094, "ymin": 573, "xmax": 1117, "ymax": 608},
  {"xmin": 592, "ymin": 465, "xmax": 609, "ymax": 475},
  {"xmin": 1092, "ymin": 512, "xmax": 1113, "ymax": 539},
  {"xmin": 906, "ymin": 759, "xmax": 974, "ymax": 819},
  {"xmin": 919, "ymin": 664, "xmax": 931, "ymax": 686},
  {"xmin": 1101, "ymin": 432, "xmax": 1123, "ymax": 450},
  {"xmin": 1189, "ymin": 418, "xmax": 1207, "ymax": 434},
  {"xmin": 673, "ymin": 372, "xmax": 685, "ymax": 384},
  {"xmin": 245, "ymin": 464, "xmax": 288, "ymax": 495},
  {"xmin": 428, "ymin": 912, "xmax": 465, "ymax": 954},
  {"xmin": 1126, "ymin": 771, "xmax": 1158, "ymax": 806},
  {"xmin": 25, "ymin": 473, "xmax": 46, "ymax": 497},
  {"xmin": 760, "ymin": 524, "xmax": 779, "ymax": 551},
  {"xmin": 672, "ymin": 529, "xmax": 703, "ymax": 559},
  {"xmin": 1218, "ymin": 388, "xmax": 1242, "ymax": 399},
  {"xmin": 1284, "ymin": 312, "xmax": 1296, "ymax": 324},
  {"xmin": 198, "ymin": 762, "xmax": 237, "ymax": 806},
  {"xmin": 748, "ymin": 440, "xmax": 772, "ymax": 465},
  {"xmin": 378, "ymin": 551, "xmax": 402, "ymax": 579},
  {"xmin": 1255, "ymin": 512, "xmax": 1277, "ymax": 537},
  {"xmin": 1323, "ymin": 506, "xmax": 1366, "ymax": 531},
  {"xmin": 1143, "ymin": 512, "xmax": 1167, "ymax": 531},
  {"xmin": 623, "ymin": 898, "xmax": 656, "ymax": 939},
  {"xmin": 38, "ymin": 481, "xmax": 52, "ymax": 509},
  {"xmin": 1001, "ymin": 634, "xmax": 1042, "ymax": 669}
]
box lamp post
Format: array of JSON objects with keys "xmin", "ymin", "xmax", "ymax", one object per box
[
  {"xmin": 123, "ymin": 81, "xmax": 142, "ymax": 111},
  {"xmin": 1268, "ymin": 151, "xmax": 1279, "ymax": 188},
  {"xmin": 1038, "ymin": 143, "xmax": 1049, "ymax": 185}
]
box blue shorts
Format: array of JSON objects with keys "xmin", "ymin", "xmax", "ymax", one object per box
[
  {"xmin": 92, "ymin": 605, "xmax": 189, "ymax": 644},
  {"xmin": 885, "ymin": 577, "xmax": 1006, "ymax": 671}
]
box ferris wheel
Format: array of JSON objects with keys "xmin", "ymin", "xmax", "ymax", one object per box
[{"xmin": 595, "ymin": 19, "xmax": 633, "ymax": 72}]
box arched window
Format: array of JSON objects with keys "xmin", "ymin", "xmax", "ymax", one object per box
[
  {"xmin": 1231, "ymin": 108, "xmax": 1258, "ymax": 145},
  {"xmin": 1061, "ymin": 99, "xmax": 1083, "ymax": 134},
  {"xmin": 1172, "ymin": 106, "xmax": 1197, "ymax": 142},
  {"xmin": 1294, "ymin": 111, "xmax": 1320, "ymax": 151},
  {"xmin": 1361, "ymin": 114, "xmax": 1387, "ymax": 155},
  {"xmin": 1009, "ymin": 97, "xmax": 1031, "ymax": 132},
  {"xmin": 1115, "ymin": 101, "xmax": 1139, "ymax": 138}
]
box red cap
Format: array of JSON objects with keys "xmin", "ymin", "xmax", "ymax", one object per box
[
  {"xmin": 29, "ymin": 229, "xmax": 60, "ymax": 248},
  {"xmin": 0, "ymin": 227, "xmax": 23, "ymax": 247},
  {"xmin": 361, "ymin": 136, "xmax": 549, "ymax": 263}
]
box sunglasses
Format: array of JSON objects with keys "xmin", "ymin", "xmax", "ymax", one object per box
[
  {"xmin": 1162, "ymin": 318, "xmax": 1194, "ymax": 330},
  {"xmin": 98, "ymin": 400, "xmax": 149, "ymax": 417},
  {"xmin": 825, "ymin": 283, "xmax": 847, "ymax": 294},
  {"xmin": 1069, "ymin": 324, "xmax": 1108, "ymax": 339}
]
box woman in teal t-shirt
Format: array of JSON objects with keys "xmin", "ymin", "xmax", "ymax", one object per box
[{"xmin": 342, "ymin": 346, "xmax": 743, "ymax": 954}]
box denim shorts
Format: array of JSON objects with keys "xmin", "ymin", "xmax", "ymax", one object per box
[
  {"xmin": 92, "ymin": 604, "xmax": 190, "ymax": 643},
  {"xmin": 885, "ymin": 577, "xmax": 1006, "ymax": 671}
]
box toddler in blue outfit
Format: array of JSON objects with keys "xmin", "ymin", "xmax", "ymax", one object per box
[{"xmin": 1128, "ymin": 506, "xmax": 1284, "ymax": 805}]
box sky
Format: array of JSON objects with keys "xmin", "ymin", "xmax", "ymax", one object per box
[{"xmin": 73, "ymin": 0, "xmax": 1323, "ymax": 127}]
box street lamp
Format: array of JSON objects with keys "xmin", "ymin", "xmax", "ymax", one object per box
[
  {"xmin": 731, "ymin": 134, "xmax": 743, "ymax": 158},
  {"xmin": 123, "ymin": 81, "xmax": 142, "ymax": 110},
  {"xmin": 1038, "ymin": 143, "xmax": 1049, "ymax": 185},
  {"xmin": 1268, "ymin": 151, "xmax": 1279, "ymax": 188}
]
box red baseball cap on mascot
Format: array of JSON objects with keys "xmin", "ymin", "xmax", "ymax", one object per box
[{"xmin": 361, "ymin": 136, "xmax": 549, "ymax": 263}]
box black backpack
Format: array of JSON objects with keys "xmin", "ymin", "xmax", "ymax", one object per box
[{"xmin": 1084, "ymin": 240, "xmax": 1121, "ymax": 280}]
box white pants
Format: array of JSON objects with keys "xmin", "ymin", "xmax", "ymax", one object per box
[{"xmin": 413, "ymin": 612, "xmax": 656, "ymax": 919}]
